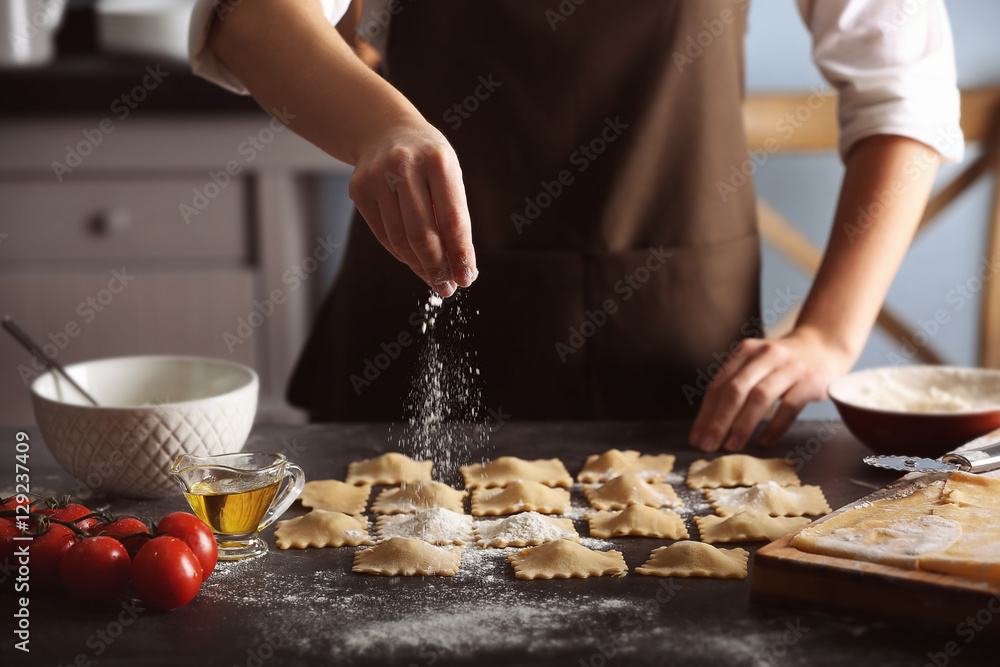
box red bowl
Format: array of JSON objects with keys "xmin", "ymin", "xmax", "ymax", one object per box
[{"xmin": 828, "ymin": 366, "xmax": 1000, "ymax": 457}]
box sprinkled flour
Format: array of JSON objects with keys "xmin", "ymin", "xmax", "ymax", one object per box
[
  {"xmin": 474, "ymin": 512, "xmax": 576, "ymax": 545},
  {"xmin": 378, "ymin": 507, "xmax": 472, "ymax": 543}
]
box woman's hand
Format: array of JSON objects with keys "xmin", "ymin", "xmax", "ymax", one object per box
[
  {"xmin": 688, "ymin": 326, "xmax": 854, "ymax": 452},
  {"xmin": 350, "ymin": 125, "xmax": 478, "ymax": 297}
]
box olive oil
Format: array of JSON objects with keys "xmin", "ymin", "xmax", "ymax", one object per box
[{"xmin": 184, "ymin": 479, "xmax": 281, "ymax": 535}]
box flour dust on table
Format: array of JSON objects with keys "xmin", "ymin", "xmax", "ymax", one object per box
[{"xmin": 395, "ymin": 290, "xmax": 488, "ymax": 474}]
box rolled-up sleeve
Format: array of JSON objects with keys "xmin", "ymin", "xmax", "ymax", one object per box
[
  {"xmin": 189, "ymin": 0, "xmax": 353, "ymax": 95},
  {"xmin": 797, "ymin": 0, "xmax": 963, "ymax": 163}
]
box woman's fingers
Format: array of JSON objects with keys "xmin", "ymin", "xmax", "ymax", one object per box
[
  {"xmin": 689, "ymin": 339, "xmax": 768, "ymax": 451},
  {"xmin": 426, "ymin": 153, "xmax": 477, "ymax": 287},
  {"xmin": 396, "ymin": 170, "xmax": 456, "ymax": 296},
  {"xmin": 349, "ymin": 127, "xmax": 477, "ymax": 294}
]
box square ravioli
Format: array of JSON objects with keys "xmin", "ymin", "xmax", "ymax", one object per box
[
  {"xmin": 353, "ymin": 536, "xmax": 461, "ymax": 576},
  {"xmin": 635, "ymin": 542, "xmax": 748, "ymax": 579},
  {"xmin": 474, "ymin": 512, "xmax": 579, "ymax": 548},
  {"xmin": 471, "ymin": 481, "xmax": 572, "ymax": 516},
  {"xmin": 705, "ymin": 481, "xmax": 830, "ymax": 517},
  {"xmin": 507, "ymin": 539, "xmax": 627, "ymax": 579},
  {"xmin": 586, "ymin": 505, "xmax": 689, "ymax": 539},
  {"xmin": 376, "ymin": 508, "xmax": 472, "ymax": 545},
  {"xmin": 460, "ymin": 456, "xmax": 572, "ymax": 489},
  {"xmin": 371, "ymin": 481, "xmax": 467, "ymax": 514},
  {"xmin": 583, "ymin": 473, "xmax": 683, "ymax": 511},
  {"xmin": 346, "ymin": 452, "xmax": 433, "ymax": 486},
  {"xmin": 299, "ymin": 479, "xmax": 371, "ymax": 515},
  {"xmin": 274, "ymin": 510, "xmax": 372, "ymax": 549},
  {"xmin": 577, "ymin": 449, "xmax": 676, "ymax": 483},
  {"xmin": 694, "ymin": 510, "xmax": 811, "ymax": 544},
  {"xmin": 686, "ymin": 454, "xmax": 800, "ymax": 489}
]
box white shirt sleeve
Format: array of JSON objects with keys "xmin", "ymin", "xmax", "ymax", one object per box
[
  {"xmin": 188, "ymin": 0, "xmax": 353, "ymax": 95},
  {"xmin": 796, "ymin": 0, "xmax": 963, "ymax": 163}
]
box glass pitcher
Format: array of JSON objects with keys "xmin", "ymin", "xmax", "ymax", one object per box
[{"xmin": 170, "ymin": 452, "xmax": 304, "ymax": 561}]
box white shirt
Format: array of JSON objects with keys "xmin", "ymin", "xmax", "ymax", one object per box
[{"xmin": 189, "ymin": 0, "xmax": 963, "ymax": 162}]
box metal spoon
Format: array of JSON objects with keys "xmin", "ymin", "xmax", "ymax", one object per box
[{"xmin": 2, "ymin": 315, "xmax": 100, "ymax": 406}]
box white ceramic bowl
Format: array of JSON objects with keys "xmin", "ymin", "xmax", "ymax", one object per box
[{"xmin": 31, "ymin": 355, "xmax": 258, "ymax": 499}]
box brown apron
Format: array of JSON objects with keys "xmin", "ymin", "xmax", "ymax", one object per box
[{"xmin": 288, "ymin": 0, "xmax": 761, "ymax": 421}]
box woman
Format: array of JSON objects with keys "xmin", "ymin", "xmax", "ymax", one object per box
[{"xmin": 190, "ymin": 0, "xmax": 961, "ymax": 451}]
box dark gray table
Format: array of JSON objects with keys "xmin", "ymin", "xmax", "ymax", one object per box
[{"xmin": 1, "ymin": 421, "xmax": 994, "ymax": 666}]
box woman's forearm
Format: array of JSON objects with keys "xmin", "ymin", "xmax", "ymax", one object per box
[
  {"xmin": 205, "ymin": 0, "xmax": 477, "ymax": 294},
  {"xmin": 207, "ymin": 0, "xmax": 424, "ymax": 165},
  {"xmin": 795, "ymin": 134, "xmax": 940, "ymax": 358}
]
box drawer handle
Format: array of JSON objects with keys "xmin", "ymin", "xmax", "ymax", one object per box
[{"xmin": 89, "ymin": 208, "xmax": 132, "ymax": 236}]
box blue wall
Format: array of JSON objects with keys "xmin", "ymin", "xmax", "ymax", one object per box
[{"xmin": 746, "ymin": 0, "xmax": 1000, "ymax": 417}]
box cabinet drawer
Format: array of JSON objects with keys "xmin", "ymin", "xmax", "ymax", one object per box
[
  {"xmin": 1, "ymin": 176, "xmax": 246, "ymax": 263},
  {"xmin": 0, "ymin": 269, "xmax": 259, "ymax": 425}
]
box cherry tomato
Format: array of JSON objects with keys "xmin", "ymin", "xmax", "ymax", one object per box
[
  {"xmin": 1, "ymin": 495, "xmax": 31, "ymax": 512},
  {"xmin": 92, "ymin": 518, "xmax": 151, "ymax": 557},
  {"xmin": 37, "ymin": 503, "xmax": 98, "ymax": 532},
  {"xmin": 59, "ymin": 536, "xmax": 131, "ymax": 602},
  {"xmin": 31, "ymin": 523, "xmax": 76, "ymax": 592},
  {"xmin": 156, "ymin": 512, "xmax": 217, "ymax": 581},
  {"xmin": 132, "ymin": 536, "xmax": 202, "ymax": 610},
  {"xmin": 0, "ymin": 518, "xmax": 21, "ymax": 563}
]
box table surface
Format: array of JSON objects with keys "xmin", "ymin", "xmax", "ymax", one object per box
[{"xmin": 1, "ymin": 421, "xmax": 995, "ymax": 667}]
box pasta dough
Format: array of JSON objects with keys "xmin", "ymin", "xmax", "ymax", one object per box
[
  {"xmin": 353, "ymin": 536, "xmax": 462, "ymax": 576},
  {"xmin": 471, "ymin": 481, "xmax": 571, "ymax": 516},
  {"xmin": 635, "ymin": 541, "xmax": 749, "ymax": 579},
  {"xmin": 460, "ymin": 457, "xmax": 572, "ymax": 489},
  {"xmin": 792, "ymin": 472, "xmax": 1000, "ymax": 582},
  {"xmin": 474, "ymin": 512, "xmax": 579, "ymax": 548},
  {"xmin": 371, "ymin": 481, "xmax": 467, "ymax": 515},
  {"xmin": 346, "ymin": 452, "xmax": 433, "ymax": 486},
  {"xmin": 507, "ymin": 539, "xmax": 628, "ymax": 579},
  {"xmin": 583, "ymin": 473, "xmax": 683, "ymax": 511},
  {"xmin": 299, "ymin": 479, "xmax": 371, "ymax": 515},
  {"xmin": 586, "ymin": 505, "xmax": 689, "ymax": 539},
  {"xmin": 706, "ymin": 481, "xmax": 830, "ymax": 517},
  {"xmin": 695, "ymin": 510, "xmax": 811, "ymax": 544},
  {"xmin": 686, "ymin": 455, "xmax": 800, "ymax": 489},
  {"xmin": 577, "ymin": 449, "xmax": 676, "ymax": 483},
  {"xmin": 376, "ymin": 507, "xmax": 472, "ymax": 545},
  {"xmin": 274, "ymin": 510, "xmax": 372, "ymax": 549}
]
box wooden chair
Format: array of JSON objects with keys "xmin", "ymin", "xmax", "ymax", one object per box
[{"xmin": 744, "ymin": 87, "xmax": 1000, "ymax": 367}]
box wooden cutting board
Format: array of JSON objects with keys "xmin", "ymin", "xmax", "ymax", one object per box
[{"xmin": 749, "ymin": 477, "xmax": 1000, "ymax": 640}]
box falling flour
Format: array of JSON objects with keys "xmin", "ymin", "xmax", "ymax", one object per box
[{"xmin": 397, "ymin": 290, "xmax": 487, "ymax": 474}]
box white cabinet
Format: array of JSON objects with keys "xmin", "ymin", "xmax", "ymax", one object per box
[{"xmin": 0, "ymin": 116, "xmax": 350, "ymax": 425}]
